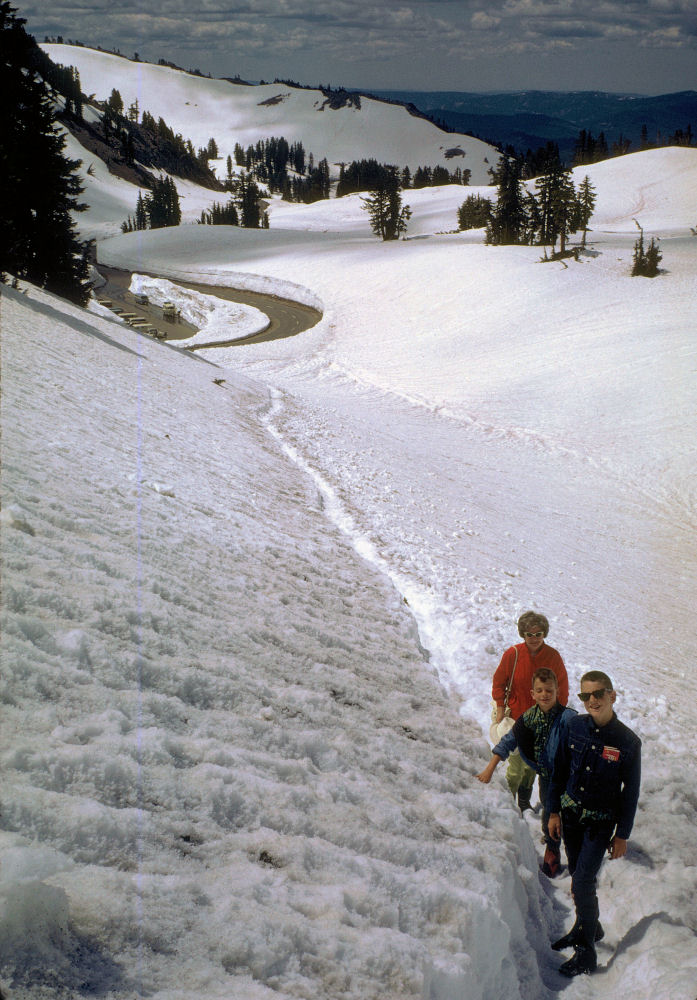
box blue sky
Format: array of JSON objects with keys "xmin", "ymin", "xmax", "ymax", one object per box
[{"xmin": 23, "ymin": 0, "xmax": 697, "ymax": 93}]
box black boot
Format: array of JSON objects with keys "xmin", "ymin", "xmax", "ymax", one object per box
[
  {"xmin": 559, "ymin": 945, "xmax": 597, "ymax": 977},
  {"xmin": 552, "ymin": 921, "xmax": 604, "ymax": 951},
  {"xmin": 517, "ymin": 787, "xmax": 532, "ymax": 812},
  {"xmin": 552, "ymin": 923, "xmax": 579, "ymax": 951}
]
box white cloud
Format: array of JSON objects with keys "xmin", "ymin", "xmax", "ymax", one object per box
[{"xmin": 471, "ymin": 11, "xmax": 501, "ymax": 29}]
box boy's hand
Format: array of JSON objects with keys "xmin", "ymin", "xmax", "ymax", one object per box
[
  {"xmin": 548, "ymin": 813, "xmax": 562, "ymax": 841},
  {"xmin": 608, "ymin": 836, "xmax": 627, "ymax": 860},
  {"xmin": 476, "ymin": 755, "xmax": 502, "ymax": 783}
]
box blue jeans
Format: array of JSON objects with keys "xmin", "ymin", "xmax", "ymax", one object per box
[{"xmin": 561, "ymin": 807, "xmax": 614, "ymax": 948}]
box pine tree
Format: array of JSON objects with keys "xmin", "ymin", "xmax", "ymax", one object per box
[
  {"xmin": 108, "ymin": 88, "xmax": 124, "ymax": 116},
  {"xmin": 486, "ymin": 156, "xmax": 526, "ymax": 245},
  {"xmin": 0, "ymin": 1, "xmax": 90, "ymax": 304},
  {"xmin": 631, "ymin": 220, "xmax": 662, "ymax": 277},
  {"xmin": 362, "ymin": 168, "xmax": 411, "ymax": 241},
  {"xmin": 457, "ymin": 195, "xmax": 492, "ymax": 231},
  {"xmin": 577, "ymin": 175, "xmax": 597, "ymax": 247},
  {"xmin": 533, "ymin": 163, "xmax": 577, "ymax": 254},
  {"xmin": 236, "ymin": 175, "xmax": 263, "ymax": 228},
  {"xmin": 134, "ymin": 191, "xmax": 148, "ymax": 230},
  {"xmin": 145, "ymin": 176, "xmax": 181, "ymax": 229}
]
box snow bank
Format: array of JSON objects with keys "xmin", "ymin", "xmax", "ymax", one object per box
[
  {"xmin": 2, "ymin": 283, "xmax": 551, "ymax": 999},
  {"xmin": 128, "ymin": 274, "xmax": 268, "ymax": 344}
]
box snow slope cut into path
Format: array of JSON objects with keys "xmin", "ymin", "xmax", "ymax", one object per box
[{"xmin": 2, "ymin": 282, "xmax": 549, "ymax": 1000}]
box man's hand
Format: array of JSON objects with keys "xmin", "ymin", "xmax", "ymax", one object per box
[
  {"xmin": 548, "ymin": 813, "xmax": 562, "ymax": 841},
  {"xmin": 608, "ymin": 836, "xmax": 627, "ymax": 860},
  {"xmin": 495, "ymin": 706, "xmax": 505, "ymax": 724}
]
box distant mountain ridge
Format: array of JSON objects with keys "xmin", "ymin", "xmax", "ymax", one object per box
[
  {"xmin": 41, "ymin": 43, "xmax": 501, "ymax": 187},
  {"xmin": 369, "ymin": 89, "xmax": 697, "ymax": 161}
]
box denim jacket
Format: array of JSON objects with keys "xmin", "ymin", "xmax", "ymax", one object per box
[
  {"xmin": 493, "ymin": 703, "xmax": 577, "ymax": 777},
  {"xmin": 548, "ymin": 712, "xmax": 641, "ymax": 839}
]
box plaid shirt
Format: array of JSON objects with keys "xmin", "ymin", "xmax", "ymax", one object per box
[
  {"xmin": 526, "ymin": 704, "xmax": 555, "ymax": 779},
  {"xmin": 560, "ymin": 791, "xmax": 613, "ymax": 825}
]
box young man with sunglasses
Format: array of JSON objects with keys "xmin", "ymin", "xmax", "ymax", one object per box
[
  {"xmin": 491, "ymin": 611, "xmax": 569, "ymax": 811},
  {"xmin": 548, "ymin": 670, "xmax": 642, "ymax": 978}
]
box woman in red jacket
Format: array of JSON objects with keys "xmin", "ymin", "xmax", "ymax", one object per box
[{"xmin": 491, "ymin": 611, "xmax": 569, "ymax": 810}]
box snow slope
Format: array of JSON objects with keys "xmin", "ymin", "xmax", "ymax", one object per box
[
  {"xmin": 2, "ymin": 282, "xmax": 551, "ymax": 1000},
  {"xmin": 2, "ymin": 45, "xmax": 697, "ymax": 1000},
  {"xmin": 43, "ymin": 44, "xmax": 498, "ymax": 185}
]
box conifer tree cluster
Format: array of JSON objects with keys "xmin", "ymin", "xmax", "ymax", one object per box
[
  {"xmin": 338, "ymin": 159, "xmax": 471, "ymax": 198},
  {"xmin": 198, "ymin": 177, "xmax": 269, "ymax": 228},
  {"xmin": 121, "ymin": 176, "xmax": 181, "ymax": 232},
  {"xmin": 0, "ymin": 1, "xmax": 90, "ymax": 304},
  {"xmin": 631, "ymin": 221, "xmax": 662, "ymax": 277},
  {"xmin": 231, "ymin": 137, "xmax": 327, "ymax": 203},
  {"xmin": 485, "ymin": 154, "xmax": 596, "ymax": 256},
  {"xmin": 457, "ymin": 195, "xmax": 493, "ymax": 231}
]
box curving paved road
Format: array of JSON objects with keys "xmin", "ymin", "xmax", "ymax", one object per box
[{"xmin": 98, "ymin": 265, "xmax": 322, "ymax": 347}]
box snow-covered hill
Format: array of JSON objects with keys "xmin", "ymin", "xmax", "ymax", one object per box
[
  {"xmin": 43, "ymin": 44, "xmax": 498, "ymax": 186},
  {"xmin": 2, "ymin": 45, "xmax": 697, "ymax": 1000}
]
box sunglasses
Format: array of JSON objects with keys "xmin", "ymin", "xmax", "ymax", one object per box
[
  {"xmin": 578, "ymin": 688, "xmax": 610, "ymax": 702},
  {"xmin": 524, "ymin": 631, "xmax": 544, "ymax": 638}
]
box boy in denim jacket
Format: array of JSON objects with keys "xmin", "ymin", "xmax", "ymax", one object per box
[
  {"xmin": 478, "ymin": 667, "xmax": 576, "ymax": 876},
  {"xmin": 548, "ymin": 670, "xmax": 641, "ymax": 977}
]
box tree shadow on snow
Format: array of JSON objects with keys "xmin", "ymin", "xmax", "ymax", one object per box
[{"xmin": 9, "ymin": 286, "xmax": 143, "ymax": 359}]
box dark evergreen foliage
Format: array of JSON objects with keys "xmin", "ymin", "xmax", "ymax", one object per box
[
  {"xmin": 485, "ymin": 155, "xmax": 593, "ymax": 254},
  {"xmin": 0, "ymin": 1, "xmax": 90, "ymax": 304},
  {"xmin": 534, "ymin": 161, "xmax": 578, "ymax": 254},
  {"xmin": 631, "ymin": 221, "xmax": 662, "ymax": 277},
  {"xmin": 236, "ymin": 175, "xmax": 265, "ymax": 228},
  {"xmin": 199, "ymin": 199, "xmax": 239, "ymax": 226},
  {"xmin": 338, "ymin": 158, "xmax": 469, "ymax": 198},
  {"xmin": 362, "ymin": 168, "xmax": 411, "ymax": 241},
  {"xmin": 289, "ymin": 158, "xmax": 330, "ymax": 203},
  {"xmin": 573, "ymin": 130, "xmax": 609, "ymax": 166},
  {"xmin": 122, "ymin": 177, "xmax": 180, "ymax": 231},
  {"xmin": 457, "ymin": 195, "xmax": 492, "ymax": 231},
  {"xmin": 486, "ymin": 157, "xmax": 527, "ymax": 245},
  {"xmin": 577, "ymin": 176, "xmax": 597, "ymax": 247},
  {"xmin": 337, "ymin": 159, "xmax": 393, "ymax": 197}
]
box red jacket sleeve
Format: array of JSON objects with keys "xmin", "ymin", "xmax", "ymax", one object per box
[
  {"xmin": 492, "ymin": 647, "xmax": 517, "ymax": 706},
  {"xmin": 547, "ymin": 648, "xmax": 569, "ymax": 706}
]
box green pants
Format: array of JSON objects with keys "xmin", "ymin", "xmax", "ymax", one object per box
[{"xmin": 505, "ymin": 751, "xmax": 536, "ymax": 799}]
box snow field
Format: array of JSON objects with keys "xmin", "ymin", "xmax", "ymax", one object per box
[
  {"xmin": 3, "ymin": 43, "xmax": 697, "ymax": 997},
  {"xmin": 2, "ymin": 284, "xmax": 555, "ymax": 999}
]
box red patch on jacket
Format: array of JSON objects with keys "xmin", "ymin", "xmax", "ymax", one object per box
[{"xmin": 602, "ymin": 746, "xmax": 620, "ymax": 762}]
